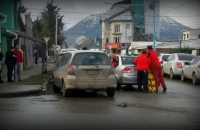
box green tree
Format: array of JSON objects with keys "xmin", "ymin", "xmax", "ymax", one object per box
[
  {"xmin": 32, "ymin": 0, "xmax": 66, "ymax": 47},
  {"xmin": 17, "ymin": 0, "xmax": 27, "ymax": 13}
]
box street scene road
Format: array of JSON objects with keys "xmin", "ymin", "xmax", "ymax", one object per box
[{"xmin": 0, "ymin": 77, "xmax": 199, "ymax": 130}]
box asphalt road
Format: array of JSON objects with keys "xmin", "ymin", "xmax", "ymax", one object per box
[{"xmin": 0, "ymin": 77, "xmax": 200, "ymax": 130}]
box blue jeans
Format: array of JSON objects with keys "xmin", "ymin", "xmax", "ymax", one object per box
[{"xmin": 14, "ymin": 63, "xmax": 21, "ymax": 80}]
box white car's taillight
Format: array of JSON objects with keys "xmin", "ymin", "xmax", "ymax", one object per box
[
  {"xmin": 176, "ymin": 62, "xmax": 183, "ymax": 68},
  {"xmin": 67, "ymin": 64, "xmax": 75, "ymax": 75},
  {"xmin": 198, "ymin": 65, "xmax": 200, "ymax": 69},
  {"xmin": 121, "ymin": 67, "xmax": 133, "ymax": 73}
]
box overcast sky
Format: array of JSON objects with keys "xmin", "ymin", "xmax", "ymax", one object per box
[{"xmin": 23, "ymin": 0, "xmax": 200, "ymax": 30}]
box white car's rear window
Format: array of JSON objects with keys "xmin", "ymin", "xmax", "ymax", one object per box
[{"xmin": 72, "ymin": 53, "xmax": 111, "ymax": 65}]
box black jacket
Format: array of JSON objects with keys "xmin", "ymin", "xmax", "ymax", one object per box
[
  {"xmin": 5, "ymin": 51, "xmax": 16, "ymax": 65},
  {"xmin": 0, "ymin": 52, "xmax": 3, "ymax": 61}
]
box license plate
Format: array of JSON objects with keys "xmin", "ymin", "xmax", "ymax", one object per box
[{"xmin": 87, "ymin": 70, "xmax": 98, "ymax": 75}]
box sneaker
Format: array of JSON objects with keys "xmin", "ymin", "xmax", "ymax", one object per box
[{"xmin": 163, "ymin": 87, "xmax": 167, "ymax": 93}]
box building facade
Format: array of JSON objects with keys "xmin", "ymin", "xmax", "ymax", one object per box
[
  {"xmin": 182, "ymin": 28, "xmax": 200, "ymax": 41},
  {"xmin": 101, "ymin": 7, "xmax": 134, "ymax": 54}
]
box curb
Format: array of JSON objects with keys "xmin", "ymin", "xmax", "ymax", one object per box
[{"xmin": 0, "ymin": 87, "xmax": 42, "ymax": 98}]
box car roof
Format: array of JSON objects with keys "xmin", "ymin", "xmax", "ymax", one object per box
[{"xmin": 68, "ymin": 50, "xmax": 106, "ymax": 54}]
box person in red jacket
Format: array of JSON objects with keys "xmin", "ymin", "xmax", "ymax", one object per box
[
  {"xmin": 111, "ymin": 55, "xmax": 118, "ymax": 68},
  {"xmin": 147, "ymin": 45, "xmax": 167, "ymax": 93},
  {"xmin": 14, "ymin": 46, "xmax": 23, "ymax": 81},
  {"xmin": 134, "ymin": 50, "xmax": 151, "ymax": 92}
]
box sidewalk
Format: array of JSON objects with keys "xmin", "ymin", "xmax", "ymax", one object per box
[{"xmin": 0, "ymin": 57, "xmax": 55, "ymax": 98}]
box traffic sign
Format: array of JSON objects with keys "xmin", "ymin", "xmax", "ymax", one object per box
[{"xmin": 44, "ymin": 37, "xmax": 50, "ymax": 43}]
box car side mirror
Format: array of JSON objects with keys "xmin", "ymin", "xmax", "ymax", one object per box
[{"xmin": 184, "ymin": 62, "xmax": 189, "ymax": 65}]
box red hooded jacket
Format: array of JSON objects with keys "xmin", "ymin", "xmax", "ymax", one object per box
[
  {"xmin": 134, "ymin": 54, "xmax": 151, "ymax": 71},
  {"xmin": 14, "ymin": 49, "xmax": 23, "ymax": 63},
  {"xmin": 147, "ymin": 49, "xmax": 160, "ymax": 67}
]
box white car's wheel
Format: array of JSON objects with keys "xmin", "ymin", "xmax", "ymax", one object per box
[
  {"xmin": 162, "ymin": 67, "xmax": 166, "ymax": 77},
  {"xmin": 52, "ymin": 78, "xmax": 61, "ymax": 93},
  {"xmin": 192, "ymin": 73, "xmax": 198, "ymax": 85},
  {"xmin": 170, "ymin": 69, "xmax": 175, "ymax": 79},
  {"xmin": 106, "ymin": 89, "xmax": 115, "ymax": 97},
  {"xmin": 181, "ymin": 71, "xmax": 186, "ymax": 82},
  {"xmin": 62, "ymin": 82, "xmax": 70, "ymax": 97}
]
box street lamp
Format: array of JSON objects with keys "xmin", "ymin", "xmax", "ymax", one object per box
[{"xmin": 104, "ymin": 3, "xmax": 129, "ymax": 55}]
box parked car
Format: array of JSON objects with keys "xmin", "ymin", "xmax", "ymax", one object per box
[
  {"xmin": 162, "ymin": 53, "xmax": 196, "ymax": 79},
  {"xmin": 181, "ymin": 56, "xmax": 200, "ymax": 85},
  {"xmin": 52, "ymin": 50, "xmax": 116, "ymax": 97},
  {"xmin": 114, "ymin": 55, "xmax": 137, "ymax": 90},
  {"xmin": 158, "ymin": 53, "xmax": 171, "ymax": 67}
]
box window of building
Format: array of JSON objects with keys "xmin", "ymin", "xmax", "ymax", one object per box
[
  {"xmin": 187, "ymin": 34, "xmax": 189, "ymax": 39},
  {"xmin": 114, "ymin": 24, "xmax": 120, "ymax": 33},
  {"xmin": 106, "ymin": 38, "xmax": 109, "ymax": 43},
  {"xmin": 114, "ymin": 37, "xmax": 120, "ymax": 43},
  {"xmin": 126, "ymin": 24, "xmax": 130, "ymax": 30}
]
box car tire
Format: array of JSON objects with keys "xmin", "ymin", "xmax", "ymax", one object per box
[
  {"xmin": 116, "ymin": 81, "xmax": 121, "ymax": 90},
  {"xmin": 170, "ymin": 69, "xmax": 175, "ymax": 79},
  {"xmin": 106, "ymin": 89, "xmax": 115, "ymax": 97},
  {"xmin": 162, "ymin": 67, "xmax": 166, "ymax": 77},
  {"xmin": 192, "ymin": 73, "xmax": 198, "ymax": 85},
  {"xmin": 62, "ymin": 82, "xmax": 70, "ymax": 97},
  {"xmin": 52, "ymin": 78, "xmax": 61, "ymax": 93},
  {"xmin": 181, "ymin": 71, "xmax": 186, "ymax": 82}
]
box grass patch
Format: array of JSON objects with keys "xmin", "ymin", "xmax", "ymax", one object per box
[{"xmin": 18, "ymin": 71, "xmax": 52, "ymax": 85}]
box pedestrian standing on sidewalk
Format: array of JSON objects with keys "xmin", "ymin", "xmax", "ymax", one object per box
[
  {"xmin": 146, "ymin": 45, "xmax": 167, "ymax": 93},
  {"xmin": 5, "ymin": 46, "xmax": 16, "ymax": 82},
  {"xmin": 0, "ymin": 45, "xmax": 5, "ymax": 83},
  {"xmin": 134, "ymin": 50, "xmax": 151, "ymax": 92},
  {"xmin": 33, "ymin": 49, "xmax": 39, "ymax": 64},
  {"xmin": 14, "ymin": 46, "xmax": 23, "ymax": 81}
]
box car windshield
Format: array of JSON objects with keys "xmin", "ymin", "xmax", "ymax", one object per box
[
  {"xmin": 162, "ymin": 55, "xmax": 170, "ymax": 60},
  {"xmin": 178, "ymin": 54, "xmax": 195, "ymax": 60},
  {"xmin": 72, "ymin": 53, "xmax": 111, "ymax": 65},
  {"xmin": 121, "ymin": 56, "xmax": 136, "ymax": 65}
]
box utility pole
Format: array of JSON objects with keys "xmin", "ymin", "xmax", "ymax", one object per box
[
  {"xmin": 125, "ymin": 10, "xmax": 128, "ymax": 55},
  {"xmin": 150, "ymin": 0, "xmax": 156, "ymax": 51},
  {"xmin": 55, "ymin": 14, "xmax": 58, "ymax": 58}
]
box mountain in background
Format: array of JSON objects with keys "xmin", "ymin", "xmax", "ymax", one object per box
[
  {"xmin": 64, "ymin": 15, "xmax": 101, "ymax": 47},
  {"xmin": 159, "ymin": 16, "xmax": 191, "ymax": 41},
  {"xmin": 64, "ymin": 15, "xmax": 191, "ymax": 46}
]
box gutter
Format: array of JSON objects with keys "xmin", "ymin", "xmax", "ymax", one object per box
[
  {"xmin": 0, "ymin": 12, "xmax": 7, "ymax": 50},
  {"xmin": 6, "ymin": 30, "xmax": 18, "ymax": 46}
]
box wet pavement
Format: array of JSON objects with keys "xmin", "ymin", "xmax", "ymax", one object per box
[{"xmin": 0, "ymin": 77, "xmax": 200, "ymax": 130}]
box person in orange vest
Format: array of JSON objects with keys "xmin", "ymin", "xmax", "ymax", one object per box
[
  {"xmin": 134, "ymin": 50, "xmax": 151, "ymax": 92},
  {"xmin": 146, "ymin": 45, "xmax": 167, "ymax": 93}
]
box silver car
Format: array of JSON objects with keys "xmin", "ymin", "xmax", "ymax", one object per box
[
  {"xmin": 52, "ymin": 50, "xmax": 116, "ymax": 97},
  {"xmin": 114, "ymin": 55, "xmax": 137, "ymax": 90},
  {"xmin": 181, "ymin": 56, "xmax": 200, "ymax": 85},
  {"xmin": 162, "ymin": 53, "xmax": 196, "ymax": 79}
]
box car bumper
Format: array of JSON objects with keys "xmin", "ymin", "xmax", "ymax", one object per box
[
  {"xmin": 118, "ymin": 74, "xmax": 137, "ymax": 85},
  {"xmin": 173, "ymin": 68, "xmax": 182, "ymax": 76},
  {"xmin": 196, "ymin": 70, "xmax": 200, "ymax": 79},
  {"xmin": 63, "ymin": 75, "xmax": 116, "ymax": 90}
]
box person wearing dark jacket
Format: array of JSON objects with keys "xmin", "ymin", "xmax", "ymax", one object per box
[
  {"xmin": 0, "ymin": 49, "xmax": 5, "ymax": 83},
  {"xmin": 147, "ymin": 45, "xmax": 167, "ymax": 93},
  {"xmin": 134, "ymin": 50, "xmax": 151, "ymax": 92},
  {"xmin": 5, "ymin": 46, "xmax": 16, "ymax": 82}
]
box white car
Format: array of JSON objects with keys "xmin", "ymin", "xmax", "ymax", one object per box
[
  {"xmin": 59, "ymin": 48, "xmax": 77, "ymax": 55},
  {"xmin": 52, "ymin": 50, "xmax": 116, "ymax": 97},
  {"xmin": 158, "ymin": 53, "xmax": 171, "ymax": 67},
  {"xmin": 162, "ymin": 53, "xmax": 196, "ymax": 79},
  {"xmin": 181, "ymin": 56, "xmax": 200, "ymax": 85}
]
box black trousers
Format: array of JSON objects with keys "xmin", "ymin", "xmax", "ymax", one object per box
[
  {"xmin": 7, "ymin": 64, "xmax": 14, "ymax": 81},
  {"xmin": 137, "ymin": 70, "xmax": 148, "ymax": 91},
  {"xmin": 35, "ymin": 60, "xmax": 38, "ymax": 64}
]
